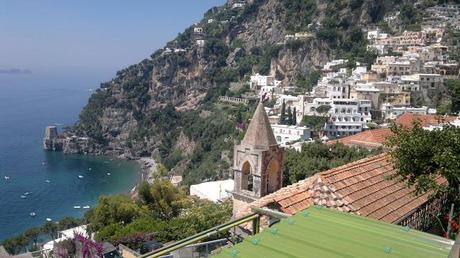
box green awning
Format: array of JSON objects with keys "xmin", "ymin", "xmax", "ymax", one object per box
[{"xmin": 213, "ymin": 206, "xmax": 453, "ymax": 258}]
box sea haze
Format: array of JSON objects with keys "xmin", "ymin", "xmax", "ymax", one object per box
[{"xmin": 0, "ymin": 69, "xmax": 139, "ymax": 241}]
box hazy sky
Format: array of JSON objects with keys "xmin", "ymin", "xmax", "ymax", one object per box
[{"xmin": 0, "ymin": 0, "xmax": 225, "ymax": 72}]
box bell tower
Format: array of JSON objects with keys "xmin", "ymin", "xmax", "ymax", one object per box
[{"xmin": 232, "ymin": 102, "xmax": 283, "ymax": 215}]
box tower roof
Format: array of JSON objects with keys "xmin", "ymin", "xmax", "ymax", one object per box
[{"xmin": 241, "ymin": 102, "xmax": 277, "ymax": 148}]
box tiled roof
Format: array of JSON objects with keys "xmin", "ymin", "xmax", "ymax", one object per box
[
  {"xmin": 242, "ymin": 153, "xmax": 443, "ymax": 224},
  {"xmin": 329, "ymin": 128, "xmax": 393, "ymax": 149},
  {"xmin": 395, "ymin": 113, "xmax": 457, "ymax": 128},
  {"xmin": 241, "ymin": 102, "xmax": 278, "ymax": 148}
]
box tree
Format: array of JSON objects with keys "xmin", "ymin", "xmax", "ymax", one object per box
[
  {"xmin": 283, "ymin": 142, "xmax": 382, "ymax": 185},
  {"xmin": 23, "ymin": 228, "xmax": 40, "ymax": 247},
  {"xmin": 302, "ymin": 115, "xmax": 329, "ymax": 132},
  {"xmin": 42, "ymin": 222, "xmax": 59, "ymax": 240},
  {"xmin": 85, "ymin": 195, "xmax": 147, "ymax": 233},
  {"xmin": 158, "ymin": 199, "xmax": 232, "ymax": 241},
  {"xmin": 400, "ymin": 3, "xmax": 419, "ymax": 26},
  {"xmin": 279, "ymin": 100, "xmax": 286, "ymax": 124},
  {"xmin": 386, "ymin": 122, "xmax": 460, "ymax": 206},
  {"xmin": 292, "ymin": 107, "xmax": 297, "ymax": 125},
  {"xmin": 287, "ymin": 106, "xmax": 293, "ymax": 125},
  {"xmin": 316, "ymin": 105, "xmax": 332, "ymax": 115},
  {"xmin": 446, "ymin": 79, "xmax": 460, "ymax": 114},
  {"xmin": 138, "ymin": 180, "xmax": 187, "ymax": 220}
]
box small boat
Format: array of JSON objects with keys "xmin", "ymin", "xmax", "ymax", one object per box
[
  {"xmin": 83, "ymin": 205, "xmax": 90, "ymax": 209},
  {"xmin": 24, "ymin": 192, "xmax": 30, "ymax": 196},
  {"xmin": 42, "ymin": 161, "xmax": 46, "ymax": 166},
  {"xmin": 46, "ymin": 218, "xmax": 52, "ymax": 222},
  {"xmin": 106, "ymin": 172, "xmax": 111, "ymax": 176},
  {"xmin": 45, "ymin": 179, "xmax": 51, "ymax": 183},
  {"xmin": 73, "ymin": 206, "xmax": 81, "ymax": 209},
  {"xmin": 30, "ymin": 212, "xmax": 36, "ymax": 217},
  {"xmin": 4, "ymin": 176, "xmax": 10, "ymax": 180},
  {"xmin": 88, "ymin": 168, "xmax": 92, "ymax": 171},
  {"xmin": 78, "ymin": 175, "xmax": 84, "ymax": 179},
  {"xmin": 20, "ymin": 195, "xmax": 26, "ymax": 199}
]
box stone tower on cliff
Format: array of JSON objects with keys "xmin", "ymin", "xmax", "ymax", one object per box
[
  {"xmin": 232, "ymin": 102, "xmax": 283, "ymax": 216},
  {"xmin": 43, "ymin": 126, "xmax": 63, "ymax": 151}
]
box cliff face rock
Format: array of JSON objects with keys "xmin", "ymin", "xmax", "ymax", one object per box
[{"xmin": 70, "ymin": 0, "xmax": 405, "ymax": 182}]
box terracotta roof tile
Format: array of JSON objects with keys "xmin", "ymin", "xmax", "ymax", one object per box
[
  {"xmin": 328, "ymin": 128, "xmax": 393, "ymax": 149},
  {"xmin": 395, "ymin": 113, "xmax": 457, "ymax": 128},
  {"xmin": 244, "ymin": 153, "xmax": 444, "ymax": 225}
]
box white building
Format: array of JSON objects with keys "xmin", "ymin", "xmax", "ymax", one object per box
[
  {"xmin": 43, "ymin": 225, "xmax": 89, "ymax": 252},
  {"xmin": 250, "ymin": 73, "xmax": 281, "ymax": 90},
  {"xmin": 193, "ymin": 27, "xmax": 203, "ymax": 34},
  {"xmin": 323, "ymin": 59, "xmax": 348, "ymax": 71},
  {"xmin": 305, "ymin": 98, "xmax": 372, "ymax": 137},
  {"xmin": 381, "ymin": 104, "xmax": 433, "ymax": 120},
  {"xmin": 190, "ymin": 179, "xmax": 234, "ymax": 203},
  {"xmin": 367, "ymin": 28, "xmax": 388, "ymax": 42},
  {"xmin": 271, "ymin": 124, "xmax": 311, "ymax": 145},
  {"xmin": 400, "ymin": 74, "xmax": 421, "ymax": 91},
  {"xmin": 232, "ymin": 2, "xmax": 245, "ymax": 9},
  {"xmin": 196, "ymin": 39, "xmax": 205, "ymax": 47}
]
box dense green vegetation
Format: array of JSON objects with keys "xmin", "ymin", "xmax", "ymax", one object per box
[
  {"xmin": 86, "ymin": 180, "xmax": 232, "ymax": 250},
  {"xmin": 399, "ymin": 3, "xmax": 421, "ymax": 29},
  {"xmin": 296, "ymin": 69, "xmax": 321, "ymax": 92},
  {"xmin": 386, "ymin": 122, "xmax": 460, "ymax": 207},
  {"xmin": 446, "ymin": 79, "xmax": 460, "ymax": 114},
  {"xmin": 436, "ymin": 79, "xmax": 460, "ymax": 115},
  {"xmin": 3, "ymin": 217, "xmax": 83, "ymax": 254},
  {"xmin": 301, "ymin": 115, "xmax": 329, "ymax": 131},
  {"xmin": 281, "ymin": 0, "xmax": 316, "ymax": 32},
  {"xmin": 283, "ymin": 142, "xmax": 383, "ymax": 185}
]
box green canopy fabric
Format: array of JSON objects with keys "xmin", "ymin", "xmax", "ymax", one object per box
[{"xmin": 214, "ymin": 206, "xmax": 453, "ymax": 258}]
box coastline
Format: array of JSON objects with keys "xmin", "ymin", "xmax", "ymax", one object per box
[{"xmin": 131, "ymin": 157, "xmax": 157, "ymax": 197}]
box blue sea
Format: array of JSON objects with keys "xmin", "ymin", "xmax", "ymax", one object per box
[{"xmin": 0, "ymin": 68, "xmax": 139, "ymax": 241}]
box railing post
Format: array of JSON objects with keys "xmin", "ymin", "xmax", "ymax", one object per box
[{"xmin": 252, "ymin": 215, "xmax": 260, "ymax": 235}]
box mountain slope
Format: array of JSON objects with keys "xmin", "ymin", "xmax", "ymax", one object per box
[{"xmin": 70, "ymin": 0, "xmax": 414, "ymax": 185}]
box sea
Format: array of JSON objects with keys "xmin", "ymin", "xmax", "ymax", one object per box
[{"xmin": 0, "ymin": 68, "xmax": 139, "ymax": 241}]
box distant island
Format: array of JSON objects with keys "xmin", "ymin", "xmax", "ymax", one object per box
[{"xmin": 0, "ymin": 68, "xmax": 32, "ymax": 75}]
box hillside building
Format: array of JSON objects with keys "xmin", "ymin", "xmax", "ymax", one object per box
[
  {"xmin": 305, "ymin": 98, "xmax": 372, "ymax": 138},
  {"xmin": 271, "ymin": 124, "xmax": 311, "ymax": 146}
]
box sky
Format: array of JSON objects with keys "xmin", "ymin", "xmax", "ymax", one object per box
[{"xmin": 0, "ymin": 0, "xmax": 226, "ymax": 73}]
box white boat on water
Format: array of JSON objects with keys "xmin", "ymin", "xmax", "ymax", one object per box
[
  {"xmin": 45, "ymin": 179, "xmax": 51, "ymax": 183},
  {"xmin": 20, "ymin": 195, "xmax": 26, "ymax": 199},
  {"xmin": 4, "ymin": 176, "xmax": 10, "ymax": 180},
  {"xmin": 46, "ymin": 218, "xmax": 52, "ymax": 222},
  {"xmin": 74, "ymin": 206, "xmax": 81, "ymax": 209},
  {"xmin": 30, "ymin": 212, "xmax": 36, "ymax": 217},
  {"xmin": 106, "ymin": 172, "xmax": 111, "ymax": 176},
  {"xmin": 24, "ymin": 192, "xmax": 30, "ymax": 195},
  {"xmin": 88, "ymin": 168, "xmax": 92, "ymax": 171},
  {"xmin": 78, "ymin": 175, "xmax": 84, "ymax": 179},
  {"xmin": 83, "ymin": 205, "xmax": 90, "ymax": 209}
]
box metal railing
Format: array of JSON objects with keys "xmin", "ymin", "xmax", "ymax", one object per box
[{"xmin": 139, "ymin": 213, "xmax": 260, "ymax": 258}]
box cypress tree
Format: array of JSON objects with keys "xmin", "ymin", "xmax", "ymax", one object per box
[
  {"xmin": 287, "ymin": 106, "xmax": 293, "ymax": 125},
  {"xmin": 279, "ymin": 100, "xmax": 286, "ymax": 124},
  {"xmin": 293, "ymin": 107, "xmax": 297, "ymax": 125}
]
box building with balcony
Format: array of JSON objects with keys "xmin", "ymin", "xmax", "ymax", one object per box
[{"xmin": 270, "ymin": 124, "xmax": 311, "ymax": 146}]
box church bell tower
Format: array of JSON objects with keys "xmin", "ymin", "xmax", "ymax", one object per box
[{"xmin": 232, "ymin": 102, "xmax": 283, "ymax": 215}]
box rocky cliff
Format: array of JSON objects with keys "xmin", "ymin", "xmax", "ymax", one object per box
[{"xmin": 69, "ymin": 0, "xmax": 413, "ymax": 184}]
